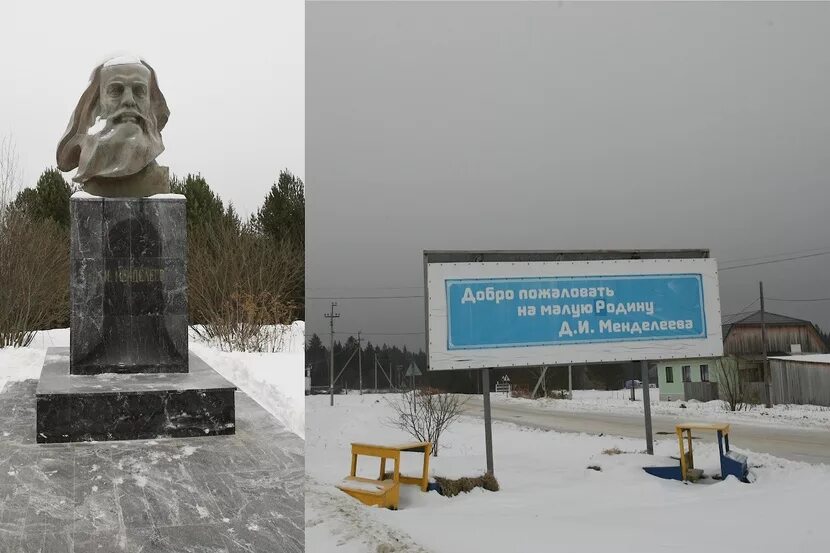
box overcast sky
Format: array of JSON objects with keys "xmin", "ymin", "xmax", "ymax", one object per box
[
  {"xmin": 307, "ymin": 1, "xmax": 830, "ymax": 349},
  {"xmin": 1, "ymin": 1, "xmax": 303, "ymax": 218}
]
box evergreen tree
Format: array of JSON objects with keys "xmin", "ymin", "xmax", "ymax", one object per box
[
  {"xmin": 253, "ymin": 170, "xmax": 304, "ymax": 246},
  {"xmin": 12, "ymin": 168, "xmax": 75, "ymax": 228},
  {"xmin": 170, "ymin": 173, "xmax": 228, "ymax": 229}
]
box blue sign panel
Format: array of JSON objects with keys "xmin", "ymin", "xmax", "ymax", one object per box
[{"xmin": 445, "ymin": 274, "xmax": 706, "ymax": 350}]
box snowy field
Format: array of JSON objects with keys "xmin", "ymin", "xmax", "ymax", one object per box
[
  {"xmin": 0, "ymin": 323, "xmax": 305, "ymax": 437},
  {"xmin": 491, "ymin": 388, "xmax": 830, "ymax": 429},
  {"xmin": 307, "ymin": 393, "xmax": 830, "ymax": 553}
]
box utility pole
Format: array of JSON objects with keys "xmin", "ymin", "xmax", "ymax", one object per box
[
  {"xmin": 568, "ymin": 364, "xmax": 573, "ymax": 399},
  {"xmin": 357, "ymin": 331, "xmax": 363, "ymax": 396},
  {"xmin": 374, "ymin": 353, "xmax": 377, "ymax": 391},
  {"xmin": 760, "ymin": 282, "xmax": 772, "ymax": 407},
  {"xmin": 325, "ymin": 302, "xmax": 340, "ymax": 407}
]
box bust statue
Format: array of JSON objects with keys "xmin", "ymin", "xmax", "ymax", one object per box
[{"xmin": 57, "ymin": 56, "xmax": 171, "ymax": 197}]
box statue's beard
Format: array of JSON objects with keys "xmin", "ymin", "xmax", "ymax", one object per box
[{"xmin": 74, "ymin": 112, "xmax": 164, "ymax": 182}]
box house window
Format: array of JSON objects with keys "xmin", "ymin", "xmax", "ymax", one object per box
[
  {"xmin": 700, "ymin": 364, "xmax": 709, "ymax": 382},
  {"xmin": 682, "ymin": 365, "xmax": 691, "ymax": 382},
  {"xmin": 665, "ymin": 366, "xmax": 673, "ymax": 383}
]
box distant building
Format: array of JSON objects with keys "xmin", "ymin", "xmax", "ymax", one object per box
[
  {"xmin": 656, "ymin": 357, "xmax": 721, "ymax": 402},
  {"xmin": 767, "ymin": 355, "xmax": 830, "ymax": 407},
  {"xmin": 656, "ymin": 310, "xmax": 827, "ymax": 403},
  {"xmin": 722, "ymin": 310, "xmax": 827, "ymax": 383}
]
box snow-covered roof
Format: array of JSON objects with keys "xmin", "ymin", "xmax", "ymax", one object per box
[{"xmin": 769, "ymin": 354, "xmax": 830, "ymax": 365}]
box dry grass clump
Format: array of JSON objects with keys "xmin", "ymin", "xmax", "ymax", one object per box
[
  {"xmin": 433, "ymin": 473, "xmax": 500, "ymax": 497},
  {"xmin": 602, "ymin": 447, "xmax": 623, "ymax": 455}
]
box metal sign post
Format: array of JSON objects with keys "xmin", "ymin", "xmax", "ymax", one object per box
[
  {"xmin": 568, "ymin": 364, "xmax": 573, "ymax": 399},
  {"xmin": 482, "ymin": 368, "xmax": 494, "ymax": 475},
  {"xmin": 404, "ymin": 362, "xmax": 422, "ymax": 390},
  {"xmin": 641, "ymin": 359, "xmax": 654, "ymax": 455}
]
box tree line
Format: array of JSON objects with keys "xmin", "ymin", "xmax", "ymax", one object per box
[
  {"xmin": 0, "ymin": 166, "xmax": 304, "ymax": 349},
  {"xmin": 305, "ymin": 332, "xmax": 639, "ymax": 394}
]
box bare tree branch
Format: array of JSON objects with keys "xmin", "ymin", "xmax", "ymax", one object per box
[
  {"xmin": 0, "ymin": 134, "xmax": 22, "ymax": 216},
  {"xmin": 715, "ymin": 355, "xmax": 748, "ymax": 412},
  {"xmin": 385, "ymin": 387, "xmax": 467, "ymax": 456}
]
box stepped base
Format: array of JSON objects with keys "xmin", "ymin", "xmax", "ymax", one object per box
[{"xmin": 36, "ymin": 347, "xmax": 236, "ymax": 443}]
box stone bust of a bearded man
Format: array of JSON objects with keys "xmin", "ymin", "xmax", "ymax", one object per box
[{"xmin": 57, "ymin": 56, "xmax": 170, "ymax": 197}]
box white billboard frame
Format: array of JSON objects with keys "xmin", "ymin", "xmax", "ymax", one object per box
[{"xmin": 424, "ymin": 250, "xmax": 723, "ymax": 371}]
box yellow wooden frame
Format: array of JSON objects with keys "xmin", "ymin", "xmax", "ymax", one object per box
[
  {"xmin": 337, "ymin": 441, "xmax": 433, "ymax": 510},
  {"xmin": 675, "ymin": 423, "xmax": 730, "ymax": 481}
]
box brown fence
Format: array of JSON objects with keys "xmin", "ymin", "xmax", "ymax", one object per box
[
  {"xmin": 741, "ymin": 382, "xmax": 768, "ymax": 406},
  {"xmin": 770, "ymin": 360, "xmax": 830, "ymax": 407},
  {"xmin": 683, "ymin": 382, "xmax": 720, "ymax": 402}
]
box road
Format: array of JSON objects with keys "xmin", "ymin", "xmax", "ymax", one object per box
[{"xmin": 460, "ymin": 396, "xmax": 830, "ymax": 465}]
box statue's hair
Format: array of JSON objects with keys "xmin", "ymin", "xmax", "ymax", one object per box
[{"xmin": 56, "ymin": 59, "xmax": 169, "ymax": 172}]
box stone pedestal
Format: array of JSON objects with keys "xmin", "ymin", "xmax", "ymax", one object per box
[
  {"xmin": 34, "ymin": 192, "xmax": 236, "ymax": 443},
  {"xmin": 70, "ymin": 194, "xmax": 188, "ymax": 374},
  {"xmin": 37, "ymin": 348, "xmax": 235, "ymax": 443}
]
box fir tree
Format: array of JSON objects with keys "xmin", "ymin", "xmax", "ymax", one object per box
[
  {"xmin": 12, "ymin": 168, "xmax": 75, "ymax": 228},
  {"xmin": 253, "ymin": 170, "xmax": 304, "ymax": 246}
]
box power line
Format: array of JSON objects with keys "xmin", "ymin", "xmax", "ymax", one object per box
[
  {"xmin": 720, "ymin": 250, "xmax": 830, "ymax": 271},
  {"xmin": 307, "ymin": 295, "xmax": 423, "ymax": 300},
  {"xmin": 719, "ymin": 246, "xmax": 830, "ymax": 265},
  {"xmin": 334, "ymin": 331, "xmax": 424, "ymax": 336},
  {"xmin": 307, "ymin": 285, "xmax": 423, "ymax": 291},
  {"xmin": 721, "ymin": 298, "xmax": 760, "ymax": 323},
  {"xmin": 767, "ymin": 296, "xmax": 830, "ymax": 302}
]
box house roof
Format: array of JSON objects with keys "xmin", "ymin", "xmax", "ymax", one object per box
[
  {"xmin": 721, "ymin": 310, "xmax": 815, "ymax": 340},
  {"xmin": 769, "ymin": 354, "xmax": 830, "ymax": 365},
  {"xmin": 729, "ymin": 310, "xmax": 811, "ymax": 326}
]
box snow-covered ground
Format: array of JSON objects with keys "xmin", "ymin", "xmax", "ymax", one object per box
[
  {"xmin": 492, "ymin": 388, "xmax": 830, "ymax": 429},
  {"xmin": 0, "ymin": 323, "xmax": 305, "ymax": 437},
  {"xmin": 306, "ymin": 393, "xmax": 830, "ymax": 553},
  {"xmin": 191, "ymin": 323, "xmax": 305, "ymax": 437}
]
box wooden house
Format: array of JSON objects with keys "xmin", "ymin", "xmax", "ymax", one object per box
[{"xmin": 722, "ymin": 310, "xmax": 827, "ymax": 382}]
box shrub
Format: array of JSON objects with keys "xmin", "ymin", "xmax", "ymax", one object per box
[
  {"xmin": 434, "ymin": 473, "xmax": 499, "ymax": 497},
  {"xmin": 0, "ymin": 211, "xmax": 69, "ymax": 347},
  {"xmin": 188, "ymin": 221, "xmax": 303, "ymax": 352},
  {"xmin": 510, "ymin": 385, "xmax": 532, "ymax": 399},
  {"xmin": 386, "ymin": 387, "xmax": 467, "ymax": 456}
]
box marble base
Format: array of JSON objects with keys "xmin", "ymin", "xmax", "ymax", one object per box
[
  {"xmin": 36, "ymin": 348, "xmax": 236, "ymax": 443},
  {"xmin": 70, "ymin": 194, "xmax": 188, "ymax": 375}
]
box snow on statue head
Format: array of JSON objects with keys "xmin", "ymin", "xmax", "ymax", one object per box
[{"xmin": 56, "ymin": 55, "xmax": 171, "ymax": 197}]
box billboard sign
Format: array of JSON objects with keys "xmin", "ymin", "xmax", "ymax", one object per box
[{"xmin": 425, "ymin": 254, "xmax": 722, "ymax": 371}]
